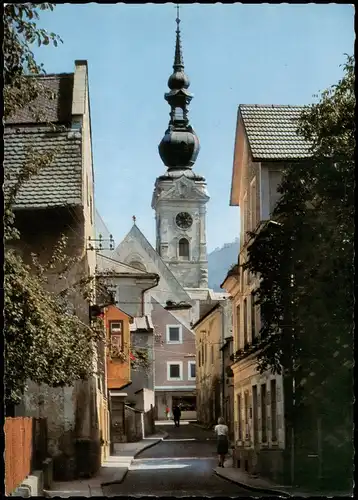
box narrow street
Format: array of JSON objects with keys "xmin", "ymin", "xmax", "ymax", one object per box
[{"xmin": 103, "ymin": 423, "xmax": 270, "ymax": 497}]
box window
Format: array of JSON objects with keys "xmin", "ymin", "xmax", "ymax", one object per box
[
  {"xmin": 166, "ymin": 325, "xmax": 182, "ymax": 344},
  {"xmin": 128, "ymin": 260, "xmax": 146, "ymax": 272},
  {"xmin": 251, "ymin": 291, "xmax": 257, "ymax": 342},
  {"xmin": 109, "ymin": 321, "xmax": 123, "ymax": 358},
  {"xmin": 173, "ymin": 395, "xmax": 196, "ymax": 411},
  {"xmin": 237, "ymin": 394, "xmax": 242, "ymax": 441},
  {"xmin": 243, "ymin": 192, "xmax": 248, "ymax": 243},
  {"xmin": 198, "ymin": 350, "xmax": 201, "ymax": 367},
  {"xmin": 244, "ymin": 391, "xmax": 249, "ymax": 440},
  {"xmin": 90, "ymin": 195, "xmax": 93, "ymax": 224},
  {"xmin": 204, "ymin": 343, "xmax": 207, "ymax": 364},
  {"xmin": 261, "ymin": 383, "xmax": 267, "ymax": 443},
  {"xmin": 243, "ymin": 298, "xmax": 248, "ymax": 347},
  {"xmin": 178, "ymin": 238, "xmax": 189, "ymax": 259},
  {"xmin": 252, "ymin": 385, "xmax": 259, "ymax": 445},
  {"xmin": 167, "ymin": 362, "xmax": 183, "ymax": 380},
  {"xmin": 86, "ymin": 174, "xmax": 89, "ymax": 207},
  {"xmin": 236, "ymin": 305, "xmax": 240, "ymax": 348},
  {"xmin": 211, "ymin": 345, "xmax": 214, "ymax": 364},
  {"xmin": 188, "ymin": 361, "xmax": 196, "ymax": 380},
  {"xmin": 249, "ymin": 178, "xmax": 257, "ymax": 231},
  {"xmin": 271, "ymin": 379, "xmax": 277, "ymax": 441},
  {"xmin": 174, "ymin": 107, "xmax": 184, "ymax": 120}
]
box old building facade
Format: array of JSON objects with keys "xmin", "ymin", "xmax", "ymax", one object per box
[
  {"xmin": 4, "ymin": 60, "xmax": 109, "ymax": 478},
  {"xmin": 222, "ymin": 104, "xmax": 310, "ymax": 482},
  {"xmin": 193, "ymin": 299, "xmax": 231, "ymax": 427},
  {"xmin": 151, "ymin": 299, "xmax": 197, "ymax": 420}
]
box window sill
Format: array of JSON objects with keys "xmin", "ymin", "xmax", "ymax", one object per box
[
  {"xmin": 168, "ymin": 378, "xmax": 183, "ymax": 382},
  {"xmin": 167, "ymin": 341, "xmax": 182, "ymax": 345}
]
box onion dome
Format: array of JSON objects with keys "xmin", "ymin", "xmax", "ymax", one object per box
[{"xmin": 158, "ymin": 7, "xmax": 200, "ymax": 171}]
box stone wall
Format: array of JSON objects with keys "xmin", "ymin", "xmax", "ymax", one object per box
[{"xmin": 124, "ymin": 405, "xmax": 142, "ymax": 442}]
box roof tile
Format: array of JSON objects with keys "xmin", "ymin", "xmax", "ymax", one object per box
[
  {"xmin": 6, "ymin": 74, "xmax": 74, "ymax": 125},
  {"xmin": 4, "ymin": 126, "xmax": 82, "ymax": 209},
  {"xmin": 239, "ymin": 104, "xmax": 311, "ymax": 160}
]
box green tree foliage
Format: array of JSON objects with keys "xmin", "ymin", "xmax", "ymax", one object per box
[
  {"xmin": 4, "ymin": 4, "xmax": 104, "ymax": 409},
  {"xmin": 245, "ymin": 55, "xmax": 354, "ymax": 486}
]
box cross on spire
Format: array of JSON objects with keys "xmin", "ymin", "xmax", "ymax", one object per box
[
  {"xmin": 176, "ymin": 4, "xmax": 180, "ymax": 28},
  {"xmin": 132, "ymin": 215, "xmax": 136, "ymax": 225}
]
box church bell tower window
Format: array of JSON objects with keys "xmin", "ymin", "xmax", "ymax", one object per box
[{"xmin": 179, "ymin": 238, "xmax": 189, "ymax": 260}]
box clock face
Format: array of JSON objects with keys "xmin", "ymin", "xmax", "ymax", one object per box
[{"xmin": 176, "ymin": 212, "xmax": 193, "ymax": 229}]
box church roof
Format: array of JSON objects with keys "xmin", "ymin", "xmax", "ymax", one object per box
[
  {"xmin": 115, "ymin": 223, "xmax": 191, "ymax": 303},
  {"xmin": 96, "ymin": 253, "xmax": 152, "ymax": 276}
]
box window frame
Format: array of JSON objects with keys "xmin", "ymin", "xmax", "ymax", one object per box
[
  {"xmin": 188, "ymin": 361, "xmax": 196, "ymax": 380},
  {"xmin": 243, "ymin": 298, "xmax": 248, "ymax": 347},
  {"xmin": 249, "ymin": 177, "xmax": 257, "ymax": 231},
  {"xmin": 109, "ymin": 320, "xmax": 124, "ymax": 358},
  {"xmin": 178, "ymin": 237, "xmax": 190, "ymax": 260},
  {"xmin": 166, "ymin": 324, "xmax": 183, "ymax": 344},
  {"xmin": 270, "ymin": 379, "xmax": 278, "ymax": 442},
  {"xmin": 167, "ymin": 361, "xmax": 183, "ymax": 381},
  {"xmin": 251, "ymin": 291, "xmax": 257, "ymax": 342}
]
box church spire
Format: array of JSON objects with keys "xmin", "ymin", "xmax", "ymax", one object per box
[
  {"xmin": 173, "ymin": 5, "xmax": 184, "ymax": 71},
  {"xmin": 158, "ymin": 6, "xmax": 200, "ymax": 171}
]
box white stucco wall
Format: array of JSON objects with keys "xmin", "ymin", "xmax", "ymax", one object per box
[{"xmin": 152, "ymin": 175, "xmax": 210, "ymax": 289}]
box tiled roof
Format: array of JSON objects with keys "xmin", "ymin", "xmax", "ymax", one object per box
[
  {"xmin": 96, "ymin": 253, "xmax": 149, "ymax": 275},
  {"xmin": 4, "ymin": 126, "xmax": 82, "ymax": 209},
  {"xmin": 6, "ymin": 74, "xmax": 74, "ymax": 125},
  {"xmin": 239, "ymin": 104, "xmax": 311, "ymax": 160}
]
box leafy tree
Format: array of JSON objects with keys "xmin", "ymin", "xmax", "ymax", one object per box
[
  {"xmin": 3, "ymin": 3, "xmax": 105, "ymax": 411},
  {"xmin": 244, "ymin": 55, "xmax": 354, "ymax": 489}
]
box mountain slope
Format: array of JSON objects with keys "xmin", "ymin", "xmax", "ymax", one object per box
[{"xmin": 208, "ymin": 239, "xmax": 240, "ymax": 291}]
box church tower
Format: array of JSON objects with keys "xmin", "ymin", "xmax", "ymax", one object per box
[{"xmin": 151, "ymin": 8, "xmax": 209, "ymax": 290}]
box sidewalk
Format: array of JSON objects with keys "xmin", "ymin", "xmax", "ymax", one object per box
[
  {"xmin": 44, "ymin": 431, "xmax": 167, "ymax": 497},
  {"xmin": 214, "ymin": 459, "xmax": 352, "ymax": 497}
]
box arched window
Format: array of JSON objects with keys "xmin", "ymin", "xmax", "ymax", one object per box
[
  {"xmin": 178, "ymin": 238, "xmax": 189, "ymax": 259},
  {"xmin": 129, "ymin": 260, "xmax": 146, "ymax": 272},
  {"xmin": 174, "ymin": 107, "xmax": 184, "ymax": 120}
]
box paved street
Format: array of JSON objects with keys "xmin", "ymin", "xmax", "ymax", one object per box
[{"xmin": 103, "ymin": 423, "xmax": 270, "ymax": 497}]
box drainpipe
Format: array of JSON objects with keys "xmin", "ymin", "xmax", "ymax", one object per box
[
  {"xmin": 140, "ymin": 275, "xmax": 159, "ymax": 394},
  {"xmin": 140, "ymin": 275, "xmax": 160, "ymax": 316}
]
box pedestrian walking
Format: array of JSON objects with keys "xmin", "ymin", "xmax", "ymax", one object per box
[
  {"xmin": 165, "ymin": 406, "xmax": 171, "ymax": 420},
  {"xmin": 214, "ymin": 417, "xmax": 229, "ymax": 467},
  {"xmin": 172, "ymin": 405, "xmax": 181, "ymax": 427}
]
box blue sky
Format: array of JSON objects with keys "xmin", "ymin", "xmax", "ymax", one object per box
[{"xmin": 34, "ymin": 3, "xmax": 354, "ymax": 252}]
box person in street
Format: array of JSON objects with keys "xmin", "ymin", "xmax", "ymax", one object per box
[
  {"xmin": 172, "ymin": 405, "xmax": 181, "ymax": 427},
  {"xmin": 214, "ymin": 417, "xmax": 229, "ymax": 467},
  {"xmin": 165, "ymin": 406, "xmax": 171, "ymax": 420}
]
